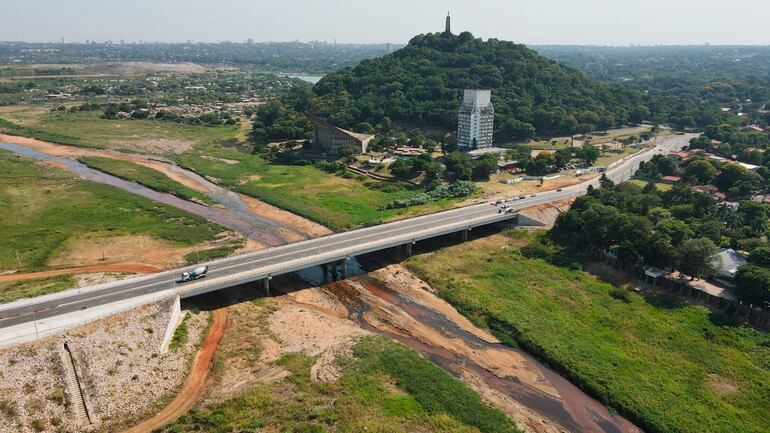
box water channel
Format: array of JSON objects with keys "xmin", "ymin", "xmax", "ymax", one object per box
[{"xmin": 0, "ymin": 142, "xmax": 306, "ymax": 246}]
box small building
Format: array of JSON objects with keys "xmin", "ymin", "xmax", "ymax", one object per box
[
  {"xmin": 457, "ymin": 89, "xmax": 494, "ymax": 150},
  {"xmin": 690, "ymin": 184, "xmax": 727, "ymax": 200},
  {"xmin": 737, "ymin": 162, "xmax": 760, "ymax": 171},
  {"xmin": 393, "ymin": 147, "xmax": 426, "ymax": 157},
  {"xmin": 660, "ymin": 175, "xmax": 682, "ymax": 184},
  {"xmin": 309, "ymin": 116, "xmax": 373, "ymax": 156},
  {"xmin": 669, "ymin": 151, "xmax": 690, "ymax": 160},
  {"xmin": 742, "ymin": 125, "xmax": 765, "ymax": 133},
  {"xmin": 711, "ymin": 249, "xmax": 747, "ymax": 281}
]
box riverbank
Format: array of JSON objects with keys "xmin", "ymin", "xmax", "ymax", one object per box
[
  {"xmin": 0, "ymin": 133, "xmax": 330, "ymax": 241},
  {"xmin": 406, "ymin": 229, "xmax": 770, "ymax": 433}
]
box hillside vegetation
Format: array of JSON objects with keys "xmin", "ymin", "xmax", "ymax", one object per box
[{"xmin": 312, "ymin": 31, "xmax": 651, "ymax": 140}]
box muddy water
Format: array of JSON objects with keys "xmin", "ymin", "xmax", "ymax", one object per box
[
  {"xmin": 0, "ymin": 142, "xmax": 289, "ymax": 246},
  {"xmin": 307, "ymin": 265, "xmax": 641, "ymax": 433}
]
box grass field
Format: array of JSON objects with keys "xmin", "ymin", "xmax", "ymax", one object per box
[
  {"xmin": 164, "ymin": 335, "xmax": 520, "ymax": 433},
  {"xmin": 184, "ymin": 245, "xmax": 240, "ymax": 265},
  {"xmin": 0, "ymin": 275, "xmax": 75, "ymax": 304},
  {"xmin": 0, "ymin": 110, "xmax": 464, "ymax": 230},
  {"xmin": 407, "ymin": 229, "xmax": 770, "ymax": 433},
  {"xmin": 0, "ymin": 110, "xmax": 241, "ymax": 154},
  {"xmin": 0, "ymin": 150, "xmax": 225, "ymax": 273},
  {"xmin": 177, "ymin": 144, "xmax": 458, "ymax": 230},
  {"xmin": 78, "ymin": 156, "xmax": 215, "ymax": 204},
  {"xmin": 627, "ymin": 178, "xmax": 673, "ymax": 191}
]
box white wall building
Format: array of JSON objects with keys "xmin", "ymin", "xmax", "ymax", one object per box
[{"xmin": 457, "ymin": 89, "xmax": 494, "ymax": 149}]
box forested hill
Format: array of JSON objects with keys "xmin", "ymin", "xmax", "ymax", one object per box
[{"xmin": 311, "ymin": 31, "xmax": 651, "ymax": 140}]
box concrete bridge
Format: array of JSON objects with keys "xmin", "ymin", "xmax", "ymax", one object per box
[{"xmin": 0, "ymin": 132, "xmax": 696, "ymax": 347}]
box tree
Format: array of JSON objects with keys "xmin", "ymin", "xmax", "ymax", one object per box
[
  {"xmin": 748, "ymin": 246, "xmax": 770, "ymax": 268},
  {"xmin": 598, "ymin": 114, "xmax": 616, "ymax": 132},
  {"xmin": 390, "ymin": 158, "xmax": 415, "ymax": 178},
  {"xmin": 677, "ymin": 237, "xmax": 718, "ymax": 280},
  {"xmin": 472, "ymin": 154, "xmax": 499, "ymax": 180},
  {"xmin": 579, "ymin": 144, "xmax": 600, "ymax": 165},
  {"xmin": 424, "ymin": 162, "xmax": 445, "ymax": 190},
  {"xmin": 734, "ymin": 265, "xmax": 770, "ymax": 302},
  {"xmin": 599, "ymin": 173, "xmax": 615, "ymax": 189},
  {"xmin": 685, "ymin": 159, "xmax": 717, "ymax": 183},
  {"xmin": 444, "ymin": 151, "xmax": 472, "ymax": 180},
  {"xmin": 629, "ymin": 106, "xmax": 650, "ymax": 124}
]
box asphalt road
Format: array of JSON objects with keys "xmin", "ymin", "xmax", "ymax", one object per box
[{"xmin": 0, "ymin": 133, "xmax": 694, "ymax": 331}]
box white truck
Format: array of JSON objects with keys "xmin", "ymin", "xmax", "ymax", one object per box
[{"xmin": 180, "ymin": 265, "xmax": 208, "ymax": 283}]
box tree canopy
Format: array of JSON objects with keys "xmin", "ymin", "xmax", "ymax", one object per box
[{"xmin": 312, "ymin": 32, "xmax": 651, "ymax": 141}]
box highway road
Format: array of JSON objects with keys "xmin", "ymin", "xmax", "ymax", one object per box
[{"xmin": 0, "ymin": 133, "xmax": 695, "ymax": 338}]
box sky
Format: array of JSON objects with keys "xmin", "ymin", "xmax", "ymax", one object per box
[{"xmin": 1, "ymin": 0, "xmax": 769, "ymax": 45}]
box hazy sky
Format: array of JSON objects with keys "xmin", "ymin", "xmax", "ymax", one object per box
[{"xmin": 2, "ymin": 0, "xmax": 769, "ymax": 45}]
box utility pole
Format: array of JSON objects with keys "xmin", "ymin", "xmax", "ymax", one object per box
[{"xmin": 15, "ymin": 250, "xmax": 22, "ymax": 271}]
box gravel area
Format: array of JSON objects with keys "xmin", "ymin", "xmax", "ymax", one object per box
[{"xmin": 0, "ymin": 300, "xmax": 207, "ymax": 433}]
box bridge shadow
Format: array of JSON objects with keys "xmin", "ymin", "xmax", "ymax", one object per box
[{"xmin": 181, "ymin": 221, "xmax": 514, "ymax": 312}]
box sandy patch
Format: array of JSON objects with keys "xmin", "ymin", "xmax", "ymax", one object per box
[
  {"xmin": 268, "ymin": 301, "xmax": 369, "ymax": 382},
  {"xmin": 461, "ymin": 370, "xmax": 568, "ymax": 433},
  {"xmin": 268, "ymin": 302, "xmax": 369, "ymax": 357},
  {"xmin": 46, "ymin": 233, "xmax": 259, "ymax": 270},
  {"xmin": 239, "ymin": 194, "xmax": 331, "ymax": 238},
  {"xmin": 114, "ymin": 138, "xmax": 195, "ymax": 155},
  {"xmin": 0, "ymin": 264, "xmax": 159, "ymax": 283},
  {"xmin": 368, "ymin": 265, "xmax": 500, "ymax": 344},
  {"xmin": 707, "ymin": 374, "xmax": 739, "ymax": 395},
  {"xmin": 518, "ymin": 199, "xmax": 574, "ymax": 229},
  {"xmin": 201, "ymin": 155, "xmax": 239, "ymax": 165},
  {"xmin": 344, "ymin": 279, "xmax": 560, "ymax": 399}
]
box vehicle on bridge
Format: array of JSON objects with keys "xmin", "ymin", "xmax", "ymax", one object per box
[{"xmin": 180, "ymin": 265, "xmax": 208, "ymax": 283}]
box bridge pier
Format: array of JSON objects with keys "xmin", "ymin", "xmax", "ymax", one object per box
[
  {"xmin": 461, "ymin": 228, "xmax": 469, "ymax": 241},
  {"xmin": 321, "ymin": 264, "xmax": 330, "ymax": 284},
  {"xmin": 404, "ymin": 242, "xmax": 413, "ymax": 257},
  {"xmin": 339, "ymin": 259, "xmax": 348, "ymax": 279},
  {"xmin": 263, "ymin": 276, "xmax": 272, "ymax": 297},
  {"xmin": 331, "ymin": 263, "xmax": 339, "ymax": 281}
]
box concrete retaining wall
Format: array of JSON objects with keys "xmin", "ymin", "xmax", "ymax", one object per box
[{"xmin": 159, "ymin": 295, "xmax": 184, "ymax": 354}]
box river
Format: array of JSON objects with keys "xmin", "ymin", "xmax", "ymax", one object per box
[
  {"xmin": 0, "ymin": 142, "xmax": 305, "ymax": 246},
  {"xmin": 295, "ymin": 257, "xmax": 642, "ymax": 433}
]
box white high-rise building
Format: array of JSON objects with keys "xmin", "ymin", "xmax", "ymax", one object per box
[{"xmin": 457, "ymin": 89, "xmax": 494, "ymax": 149}]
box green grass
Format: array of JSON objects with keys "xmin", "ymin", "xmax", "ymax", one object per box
[
  {"xmin": 628, "ymin": 178, "xmax": 673, "ymax": 191},
  {"xmin": 163, "ymin": 335, "xmax": 519, "ymax": 433},
  {"xmin": 177, "ymin": 143, "xmax": 459, "ymax": 230},
  {"xmin": 0, "ymin": 275, "xmax": 75, "ymax": 304},
  {"xmin": 2, "ymin": 110, "xmax": 465, "ymax": 230},
  {"xmin": 407, "ymin": 229, "xmax": 770, "ymax": 433},
  {"xmin": 184, "ymin": 246, "xmax": 239, "ymax": 265},
  {"xmin": 78, "ymin": 156, "xmax": 214, "ymax": 204},
  {"xmin": 169, "ymin": 315, "xmax": 189, "ymax": 351},
  {"xmin": 0, "ymin": 150, "xmax": 225, "ymax": 272},
  {"xmin": 0, "ymin": 110, "xmax": 241, "ymax": 153}
]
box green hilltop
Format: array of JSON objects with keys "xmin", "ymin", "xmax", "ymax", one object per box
[{"xmin": 310, "ymin": 31, "xmax": 652, "ymax": 140}]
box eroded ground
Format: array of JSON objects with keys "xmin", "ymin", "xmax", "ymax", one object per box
[{"xmin": 0, "ymin": 300, "xmax": 208, "ymax": 433}]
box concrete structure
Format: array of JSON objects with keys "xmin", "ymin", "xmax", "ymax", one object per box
[
  {"xmin": 712, "ymin": 249, "xmax": 747, "ymax": 281},
  {"xmin": 457, "ymin": 89, "xmax": 494, "ymax": 149},
  {"xmin": 0, "ymin": 133, "xmax": 697, "ymax": 348},
  {"xmin": 310, "ymin": 116, "xmax": 373, "ymax": 156},
  {"xmin": 445, "ymin": 12, "xmax": 451, "ymax": 34}
]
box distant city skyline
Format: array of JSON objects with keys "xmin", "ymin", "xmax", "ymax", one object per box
[{"xmin": 1, "ymin": 0, "xmax": 770, "ymax": 46}]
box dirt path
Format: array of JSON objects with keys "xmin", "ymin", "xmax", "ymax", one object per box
[
  {"xmin": 121, "ymin": 307, "xmax": 229, "ymax": 433},
  {"xmin": 0, "ymin": 263, "xmax": 161, "ymax": 282}
]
